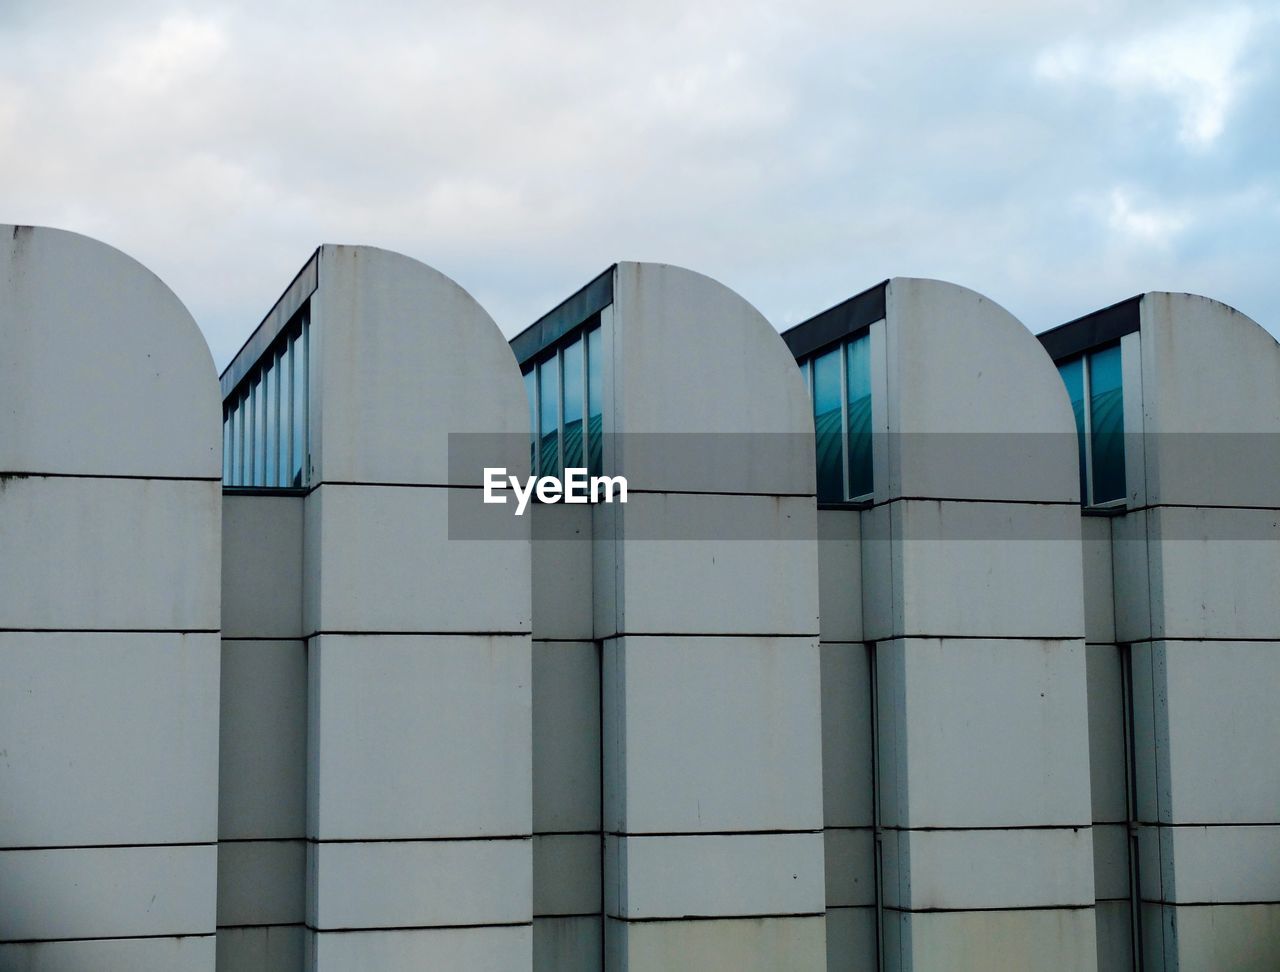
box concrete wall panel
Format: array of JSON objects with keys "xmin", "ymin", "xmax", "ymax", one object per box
[
  {"xmin": 881, "ymin": 827, "xmax": 1094, "ymax": 910},
  {"xmin": 0, "ymin": 844, "xmax": 216, "ymax": 940},
  {"xmin": 219, "ymin": 639, "xmax": 307, "ymax": 841},
  {"xmin": 222, "ymin": 495, "xmax": 303, "ymax": 639},
  {"xmin": 216, "ymin": 927, "xmax": 305, "ymax": 972},
  {"xmin": 603, "ymin": 635, "xmax": 823, "ymax": 834},
  {"xmin": 0, "ymin": 936, "xmax": 216, "ymax": 972},
  {"xmin": 597, "ymin": 491, "xmax": 818, "ymax": 639},
  {"xmin": 304, "ymin": 484, "xmax": 530, "ymax": 636},
  {"xmin": 534, "ymin": 915, "xmax": 602, "ymax": 972},
  {"xmin": 887, "ymin": 908, "xmax": 1097, "ymax": 972},
  {"xmin": 309, "ymin": 839, "xmax": 531, "ymax": 929},
  {"xmin": 817, "ymin": 510, "xmax": 862, "ymax": 643},
  {"xmin": 0, "ymin": 475, "xmax": 220, "ymax": 631},
  {"xmin": 606, "ymin": 915, "xmax": 827, "ymax": 971},
  {"xmin": 532, "ymin": 640, "xmax": 600, "ymax": 833},
  {"xmin": 824, "ymin": 907, "xmax": 877, "ymax": 972},
  {"xmin": 877, "ymin": 638, "xmax": 1092, "ymax": 829},
  {"xmin": 0, "ymin": 631, "xmax": 218, "ymax": 847},
  {"xmin": 216, "ymin": 840, "xmax": 306, "ymax": 926},
  {"xmin": 308, "ymin": 633, "xmax": 530, "ymax": 840},
  {"xmin": 823, "ymin": 827, "xmax": 876, "ymax": 908},
  {"xmin": 532, "ymin": 503, "xmax": 593, "ymax": 640},
  {"xmin": 534, "ymin": 833, "xmax": 602, "ymax": 917},
  {"xmin": 818, "ymin": 642, "xmax": 874, "ymax": 828},
  {"xmin": 308, "ymin": 925, "xmax": 532, "ymax": 971},
  {"xmin": 605, "ymin": 833, "xmax": 824, "ymax": 919}
]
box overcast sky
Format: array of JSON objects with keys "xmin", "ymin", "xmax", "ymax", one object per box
[{"xmin": 2, "ymin": 0, "xmax": 1277, "ymax": 370}]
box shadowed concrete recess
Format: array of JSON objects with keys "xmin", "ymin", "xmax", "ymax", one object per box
[{"xmin": 2, "ymin": 227, "xmax": 1278, "ymax": 972}]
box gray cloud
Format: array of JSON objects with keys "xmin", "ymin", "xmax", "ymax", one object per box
[{"xmin": 1, "ymin": 0, "xmax": 1276, "ymax": 369}]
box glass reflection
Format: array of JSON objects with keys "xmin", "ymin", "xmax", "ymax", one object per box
[{"xmin": 812, "ymin": 347, "xmax": 843, "ymax": 503}]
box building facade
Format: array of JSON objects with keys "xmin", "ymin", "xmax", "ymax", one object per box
[{"xmin": 2, "ymin": 224, "xmax": 1278, "ymax": 971}]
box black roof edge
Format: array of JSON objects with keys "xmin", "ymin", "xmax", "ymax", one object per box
[
  {"xmin": 219, "ymin": 248, "xmax": 321, "ymax": 401},
  {"xmin": 782, "ymin": 280, "xmax": 889, "ymax": 361},
  {"xmin": 509, "ymin": 265, "xmax": 615, "ymax": 367},
  {"xmin": 1037, "ymin": 295, "xmax": 1142, "ymax": 362}
]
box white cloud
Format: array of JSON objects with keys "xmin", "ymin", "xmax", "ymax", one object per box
[
  {"xmin": 1104, "ymin": 187, "xmax": 1190, "ymax": 245},
  {"xmin": 0, "ymin": 0, "xmax": 1275, "ymax": 365},
  {"xmin": 1036, "ymin": 7, "xmax": 1260, "ymax": 148}
]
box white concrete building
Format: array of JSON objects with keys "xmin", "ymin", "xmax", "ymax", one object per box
[{"xmin": 2, "ymin": 224, "xmax": 1278, "ymax": 971}]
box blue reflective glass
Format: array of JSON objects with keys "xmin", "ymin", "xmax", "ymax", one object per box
[
  {"xmin": 277, "ymin": 345, "xmax": 291, "ymax": 486},
  {"xmin": 253, "ymin": 378, "xmax": 266, "ymax": 487},
  {"xmin": 587, "ymin": 327, "xmax": 603, "ymax": 478},
  {"xmin": 1058, "ymin": 357, "xmax": 1087, "ymax": 504},
  {"xmin": 524, "ymin": 368, "xmax": 538, "ymax": 474},
  {"xmin": 291, "ymin": 327, "xmax": 306, "ymax": 487},
  {"xmin": 1089, "ymin": 345, "xmax": 1125, "ymax": 504},
  {"xmin": 264, "ymin": 360, "xmax": 278, "ymax": 487},
  {"xmin": 231, "ymin": 399, "xmax": 243, "ymax": 485},
  {"xmin": 539, "ymin": 355, "xmax": 560, "ymax": 477},
  {"xmin": 562, "ymin": 338, "xmax": 584, "ymax": 471},
  {"xmin": 223, "ymin": 413, "xmax": 231, "ymax": 486},
  {"xmin": 812, "ymin": 347, "xmax": 843, "ymax": 503},
  {"xmin": 846, "ymin": 334, "xmax": 872, "ymax": 498}
]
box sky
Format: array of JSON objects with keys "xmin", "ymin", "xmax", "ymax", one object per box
[{"xmin": 1, "ymin": 0, "xmax": 1277, "ymax": 371}]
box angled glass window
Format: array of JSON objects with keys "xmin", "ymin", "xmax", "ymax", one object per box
[
  {"xmin": 222, "ymin": 302, "xmax": 310, "ymax": 488},
  {"xmin": 1089, "ymin": 344, "xmax": 1125, "ymax": 503},
  {"xmin": 1057, "ymin": 357, "xmax": 1087, "ymax": 503},
  {"xmin": 1057, "ymin": 343, "xmax": 1125, "ymax": 507},
  {"xmin": 264, "ymin": 358, "xmax": 278, "ymax": 487},
  {"xmin": 520, "ymin": 319, "xmax": 605, "ymax": 489},
  {"xmin": 524, "ymin": 368, "xmax": 538, "ymax": 474},
  {"xmin": 231, "ymin": 396, "xmax": 243, "ymax": 485},
  {"xmin": 222, "ymin": 413, "xmax": 232, "ymax": 487},
  {"xmin": 586, "ymin": 326, "xmax": 603, "ymax": 478},
  {"xmin": 277, "ymin": 343, "xmax": 292, "ymax": 487},
  {"xmin": 811, "ymin": 347, "xmax": 844, "ymax": 503},
  {"xmin": 561, "ymin": 335, "xmax": 584, "ymax": 472},
  {"xmin": 291, "ymin": 323, "xmax": 307, "ymax": 487},
  {"xmin": 846, "ymin": 333, "xmax": 873, "ymax": 499},
  {"xmin": 800, "ymin": 330, "xmax": 874, "ymax": 504}
]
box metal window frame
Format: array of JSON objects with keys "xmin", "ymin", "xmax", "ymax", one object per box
[
  {"xmin": 524, "ymin": 321, "xmax": 600, "ymax": 482},
  {"xmin": 1074, "ymin": 344, "xmax": 1127, "ymax": 511},
  {"xmin": 804, "ymin": 332, "xmax": 874, "ymax": 506}
]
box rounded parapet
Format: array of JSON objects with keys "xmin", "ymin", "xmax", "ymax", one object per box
[
  {"xmin": 0, "ymin": 224, "xmax": 221, "ymax": 478},
  {"xmin": 883, "ymin": 277, "xmax": 1081, "ymax": 504},
  {"xmin": 609, "ymin": 261, "xmax": 816, "ymax": 496},
  {"xmin": 310, "ymin": 244, "xmax": 530, "ymax": 487},
  {"xmin": 1137, "ymin": 292, "xmax": 1280, "ymax": 508}
]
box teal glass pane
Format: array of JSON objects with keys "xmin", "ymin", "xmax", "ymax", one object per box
[
  {"xmin": 523, "ymin": 368, "xmax": 538, "ymax": 474},
  {"xmin": 277, "ymin": 344, "xmax": 291, "ymax": 486},
  {"xmin": 291, "ymin": 325, "xmax": 307, "ymax": 487},
  {"xmin": 253, "ymin": 377, "xmax": 266, "ymax": 487},
  {"xmin": 231, "ymin": 399, "xmax": 243, "ymax": 485},
  {"xmin": 587, "ymin": 327, "xmax": 603, "ymax": 478},
  {"xmin": 223, "ymin": 412, "xmax": 231, "ymax": 486},
  {"xmin": 264, "ymin": 359, "xmax": 278, "ymax": 487},
  {"xmin": 1089, "ymin": 344, "xmax": 1125, "ymax": 503},
  {"xmin": 812, "ymin": 347, "xmax": 843, "ymax": 503},
  {"xmin": 846, "ymin": 334, "xmax": 872, "ymax": 498},
  {"xmin": 539, "ymin": 354, "xmax": 560, "ymax": 477},
  {"xmin": 562, "ymin": 337, "xmax": 584, "ymax": 471},
  {"xmin": 1058, "ymin": 357, "xmax": 1087, "ymax": 503}
]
